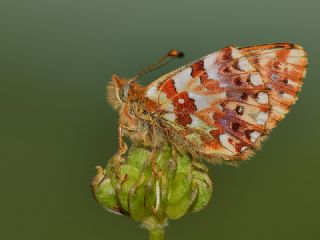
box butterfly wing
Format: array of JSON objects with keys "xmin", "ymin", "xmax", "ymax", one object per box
[
  {"xmin": 240, "ymin": 43, "xmax": 307, "ymax": 129},
  {"xmin": 145, "ymin": 43, "xmax": 307, "ymax": 162}
]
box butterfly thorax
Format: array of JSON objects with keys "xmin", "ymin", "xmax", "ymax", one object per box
[{"xmin": 107, "ymin": 75, "xmax": 165, "ymax": 147}]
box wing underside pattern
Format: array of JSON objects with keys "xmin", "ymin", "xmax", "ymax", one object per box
[{"xmin": 145, "ymin": 43, "xmax": 307, "ymax": 162}]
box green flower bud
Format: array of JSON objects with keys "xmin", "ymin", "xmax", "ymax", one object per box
[
  {"xmin": 91, "ymin": 144, "xmax": 213, "ymax": 239},
  {"xmin": 190, "ymin": 163, "xmax": 213, "ymax": 213},
  {"xmin": 91, "ymin": 166, "xmax": 122, "ymax": 215}
]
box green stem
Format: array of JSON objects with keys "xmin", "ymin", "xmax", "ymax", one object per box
[{"xmin": 149, "ymin": 228, "xmax": 164, "ymax": 240}]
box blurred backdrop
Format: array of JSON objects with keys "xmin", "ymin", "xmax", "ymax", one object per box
[{"xmin": 1, "ymin": 0, "xmax": 319, "ymax": 239}]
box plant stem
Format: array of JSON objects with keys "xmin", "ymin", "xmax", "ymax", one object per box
[{"xmin": 149, "ymin": 228, "xmax": 164, "ymax": 240}]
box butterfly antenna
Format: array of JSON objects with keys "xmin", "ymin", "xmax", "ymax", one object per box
[{"xmin": 128, "ymin": 49, "xmax": 184, "ymax": 84}]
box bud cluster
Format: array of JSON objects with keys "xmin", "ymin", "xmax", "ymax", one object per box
[{"xmin": 92, "ymin": 144, "xmax": 213, "ymax": 238}]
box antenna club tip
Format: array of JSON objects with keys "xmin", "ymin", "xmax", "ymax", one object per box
[{"xmin": 167, "ymin": 49, "xmax": 184, "ymax": 58}]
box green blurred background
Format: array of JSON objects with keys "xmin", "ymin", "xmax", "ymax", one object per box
[{"xmin": 1, "ymin": 0, "xmax": 319, "ymax": 239}]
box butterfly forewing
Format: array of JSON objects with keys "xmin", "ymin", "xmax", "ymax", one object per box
[{"xmin": 145, "ymin": 43, "xmax": 307, "ymax": 162}]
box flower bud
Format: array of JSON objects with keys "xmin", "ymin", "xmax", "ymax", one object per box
[{"xmin": 92, "ymin": 144, "xmax": 213, "ymax": 235}]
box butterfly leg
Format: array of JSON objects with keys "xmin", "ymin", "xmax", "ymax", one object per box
[
  {"xmin": 116, "ymin": 125, "xmax": 128, "ymax": 162},
  {"xmin": 150, "ymin": 125, "xmax": 159, "ymax": 176}
]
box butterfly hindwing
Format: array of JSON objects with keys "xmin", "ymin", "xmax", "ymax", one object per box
[
  {"xmin": 241, "ymin": 43, "xmax": 307, "ymax": 130},
  {"xmin": 145, "ymin": 43, "xmax": 307, "ymax": 162}
]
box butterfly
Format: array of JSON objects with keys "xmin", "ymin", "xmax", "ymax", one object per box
[{"xmin": 107, "ymin": 43, "xmax": 307, "ymax": 165}]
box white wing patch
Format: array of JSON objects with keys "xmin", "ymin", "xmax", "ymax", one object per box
[
  {"xmin": 172, "ymin": 67, "xmax": 192, "ymax": 92},
  {"xmin": 204, "ymin": 53, "xmax": 219, "ymax": 80}
]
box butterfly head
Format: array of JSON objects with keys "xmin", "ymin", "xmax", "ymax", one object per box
[
  {"xmin": 107, "ymin": 49, "xmax": 184, "ymax": 110},
  {"xmin": 107, "ymin": 74, "xmax": 145, "ymax": 110},
  {"xmin": 107, "ymin": 74, "xmax": 129, "ymax": 109}
]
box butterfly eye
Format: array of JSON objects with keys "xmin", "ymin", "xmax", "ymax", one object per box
[{"xmin": 119, "ymin": 84, "xmax": 130, "ymax": 102}]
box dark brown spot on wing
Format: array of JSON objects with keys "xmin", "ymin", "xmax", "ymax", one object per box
[
  {"xmin": 172, "ymin": 92, "xmax": 197, "ymax": 126},
  {"xmin": 235, "ymin": 105, "xmax": 244, "ymax": 115},
  {"xmin": 241, "ymin": 92, "xmax": 248, "ymax": 100},
  {"xmin": 221, "ymin": 47, "xmax": 233, "ymax": 61},
  {"xmin": 234, "ymin": 76, "xmax": 242, "ymax": 86},
  {"xmin": 231, "ymin": 122, "xmax": 241, "ymax": 131},
  {"xmin": 191, "ymin": 60, "xmax": 204, "ymax": 77},
  {"xmin": 160, "ymin": 79, "xmax": 177, "ymax": 99},
  {"xmin": 222, "ymin": 67, "xmax": 231, "ymax": 73}
]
